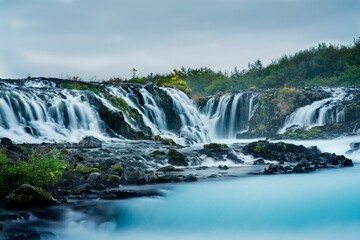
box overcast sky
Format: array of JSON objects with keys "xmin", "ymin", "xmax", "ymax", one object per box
[{"xmin": 0, "ymin": 0, "xmax": 359, "ymax": 80}]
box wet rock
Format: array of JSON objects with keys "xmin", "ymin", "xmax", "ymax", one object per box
[
  {"xmin": 74, "ymin": 136, "xmax": 102, "ymax": 148},
  {"xmin": 156, "ymin": 165, "xmax": 176, "ymax": 173},
  {"xmin": 168, "ymin": 149, "xmax": 188, "ymax": 166},
  {"xmin": 3, "ymin": 184, "xmax": 58, "ymax": 209},
  {"xmin": 106, "ymin": 174, "xmax": 121, "ymax": 187},
  {"xmin": 184, "ymin": 174, "xmax": 198, "ymax": 182},
  {"xmin": 264, "ymin": 164, "xmax": 284, "ymax": 174},
  {"xmin": 218, "ymin": 165, "xmax": 229, "ymax": 170},
  {"xmin": 253, "ymin": 158, "xmax": 265, "ymax": 165},
  {"xmin": 203, "ymin": 143, "xmax": 228, "ymax": 150},
  {"xmin": 0, "ymin": 137, "xmax": 12, "ymax": 145},
  {"xmin": 72, "ymin": 183, "xmax": 91, "ymax": 195},
  {"xmin": 122, "ymin": 167, "xmax": 148, "ymax": 184},
  {"xmin": 0, "ymin": 212, "xmax": 31, "ymax": 221},
  {"xmin": 195, "ymin": 166, "xmax": 209, "ymax": 170},
  {"xmin": 342, "ymin": 158, "xmax": 354, "ymax": 167}
]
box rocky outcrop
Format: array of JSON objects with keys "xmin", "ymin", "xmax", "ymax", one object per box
[
  {"xmin": 3, "ymin": 184, "xmax": 58, "ymax": 209},
  {"xmin": 237, "ymin": 88, "xmax": 327, "ymax": 138},
  {"xmin": 243, "ymin": 141, "xmax": 353, "ymax": 174}
]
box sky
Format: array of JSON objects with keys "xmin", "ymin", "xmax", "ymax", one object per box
[{"xmin": 0, "ymin": 0, "xmax": 359, "ymax": 80}]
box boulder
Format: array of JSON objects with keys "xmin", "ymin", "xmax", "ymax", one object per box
[
  {"xmin": 74, "ymin": 136, "xmax": 102, "ymax": 148},
  {"xmin": 0, "ymin": 137, "xmax": 12, "ymax": 145},
  {"xmin": 3, "ymin": 184, "xmax": 58, "ymax": 209},
  {"xmin": 183, "ymin": 174, "xmax": 198, "ymax": 182},
  {"xmin": 122, "ymin": 167, "xmax": 148, "ymax": 184},
  {"xmin": 72, "ymin": 183, "xmax": 91, "ymax": 195},
  {"xmin": 168, "ymin": 149, "xmax": 188, "ymax": 166},
  {"xmin": 218, "ymin": 165, "xmax": 229, "ymax": 170},
  {"xmin": 156, "ymin": 165, "xmax": 177, "ymax": 173}
]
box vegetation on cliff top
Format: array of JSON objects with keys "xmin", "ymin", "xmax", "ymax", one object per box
[{"xmin": 142, "ymin": 38, "xmax": 360, "ymax": 96}]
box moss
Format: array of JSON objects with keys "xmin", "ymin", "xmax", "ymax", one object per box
[
  {"xmin": 155, "ymin": 75, "xmax": 191, "ymax": 94},
  {"xmin": 73, "ymin": 164, "xmax": 99, "ymax": 174},
  {"xmin": 109, "ymin": 165, "xmax": 125, "ymax": 173},
  {"xmin": 168, "ymin": 149, "xmax": 188, "ymax": 166},
  {"xmin": 203, "ymin": 143, "xmax": 229, "ymax": 149},
  {"xmin": 106, "ymin": 174, "xmax": 121, "ymax": 185},
  {"xmin": 60, "ymin": 81, "xmax": 101, "ymax": 95},
  {"xmin": 254, "ymin": 144, "xmax": 263, "ymax": 153},
  {"xmin": 153, "ymin": 135, "xmax": 176, "ymax": 145}
]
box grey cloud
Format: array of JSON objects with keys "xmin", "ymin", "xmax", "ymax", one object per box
[{"xmin": 0, "ymin": 0, "xmax": 358, "ymax": 79}]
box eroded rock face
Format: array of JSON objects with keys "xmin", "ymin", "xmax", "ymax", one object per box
[{"xmin": 3, "ymin": 184, "xmax": 58, "ymax": 209}]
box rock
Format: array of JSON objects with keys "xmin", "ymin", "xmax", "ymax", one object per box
[
  {"xmin": 154, "ymin": 135, "xmax": 176, "ymax": 145},
  {"xmin": 195, "ymin": 166, "xmax": 209, "ymax": 170},
  {"xmin": 0, "ymin": 137, "xmax": 12, "ymax": 145},
  {"xmin": 156, "ymin": 165, "xmax": 176, "ymax": 173},
  {"xmin": 184, "ymin": 174, "xmax": 198, "ymax": 182},
  {"xmin": 106, "ymin": 174, "xmax": 121, "ymax": 187},
  {"xmin": 253, "ymin": 158, "xmax": 265, "ymax": 165},
  {"xmin": 342, "ymin": 158, "xmax": 354, "ymax": 167},
  {"xmin": 87, "ymin": 172, "xmax": 103, "ymax": 182},
  {"xmin": 3, "ymin": 184, "xmax": 58, "ymax": 209},
  {"xmin": 264, "ymin": 164, "xmax": 284, "ymax": 174},
  {"xmin": 122, "ymin": 167, "xmax": 148, "ymax": 184},
  {"xmin": 218, "ymin": 165, "xmax": 229, "ymax": 170},
  {"xmin": 72, "ymin": 183, "xmax": 91, "ymax": 195},
  {"xmin": 74, "ymin": 136, "xmax": 102, "ymax": 148},
  {"xmin": 203, "ymin": 143, "xmax": 228, "ymax": 150},
  {"xmin": 297, "ymin": 160, "xmax": 310, "ymax": 168},
  {"xmin": 168, "ymin": 149, "xmax": 188, "ymax": 166}
]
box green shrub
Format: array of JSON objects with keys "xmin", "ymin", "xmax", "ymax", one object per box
[
  {"xmin": 60, "ymin": 81, "xmax": 100, "ymax": 95},
  {"xmin": 0, "ymin": 150, "xmax": 66, "ymax": 197}
]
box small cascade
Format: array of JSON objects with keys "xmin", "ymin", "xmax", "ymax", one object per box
[
  {"xmin": 104, "ymin": 84, "xmax": 210, "ymax": 144},
  {"xmin": 202, "ymin": 92, "xmax": 257, "ymax": 139},
  {"xmin": 278, "ymin": 88, "xmax": 352, "ymax": 133},
  {"xmin": 0, "ymin": 81, "xmax": 105, "ymax": 143}
]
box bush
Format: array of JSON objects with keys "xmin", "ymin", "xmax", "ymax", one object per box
[{"xmin": 0, "ymin": 149, "xmax": 66, "ymax": 197}]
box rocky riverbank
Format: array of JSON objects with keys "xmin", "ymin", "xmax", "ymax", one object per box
[{"xmin": 0, "ymin": 135, "xmax": 356, "ymax": 239}]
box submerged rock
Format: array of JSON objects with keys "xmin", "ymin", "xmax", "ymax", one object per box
[{"xmin": 3, "ymin": 184, "xmax": 58, "ymax": 209}]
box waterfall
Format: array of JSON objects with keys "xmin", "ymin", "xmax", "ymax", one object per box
[
  {"xmin": 104, "ymin": 84, "xmax": 210, "ymax": 144},
  {"xmin": 0, "ymin": 80, "xmax": 105, "ymax": 143},
  {"xmin": 201, "ymin": 92, "xmax": 257, "ymax": 139},
  {"xmin": 278, "ymin": 88, "xmax": 352, "ymax": 133}
]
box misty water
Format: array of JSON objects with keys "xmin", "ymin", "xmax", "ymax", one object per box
[{"xmin": 52, "ymin": 137, "xmax": 360, "ymax": 240}]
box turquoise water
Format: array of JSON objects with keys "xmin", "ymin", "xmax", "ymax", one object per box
[
  {"xmin": 58, "ymin": 137, "xmax": 360, "ymax": 240},
  {"xmin": 58, "ymin": 166, "xmax": 360, "ymax": 240}
]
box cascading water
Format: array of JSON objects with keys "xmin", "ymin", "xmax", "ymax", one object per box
[
  {"xmin": 104, "ymin": 84, "xmax": 210, "ymax": 144},
  {"xmin": 0, "ymin": 80, "xmax": 105, "ymax": 143},
  {"xmin": 201, "ymin": 92, "xmax": 257, "ymax": 139},
  {"xmin": 278, "ymin": 88, "xmax": 353, "ymax": 133}
]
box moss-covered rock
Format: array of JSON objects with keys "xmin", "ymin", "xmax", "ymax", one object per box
[
  {"xmin": 3, "ymin": 184, "xmax": 58, "ymax": 209},
  {"xmin": 167, "ymin": 149, "xmax": 188, "ymax": 166},
  {"xmin": 203, "ymin": 143, "xmax": 228, "ymax": 150}
]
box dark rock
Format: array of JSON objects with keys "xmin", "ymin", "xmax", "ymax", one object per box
[
  {"xmin": 74, "ymin": 136, "xmax": 102, "ymax": 148},
  {"xmin": 342, "ymin": 158, "xmax": 354, "ymax": 167},
  {"xmin": 1, "ymin": 137, "xmax": 12, "ymax": 145},
  {"xmin": 218, "ymin": 165, "xmax": 229, "ymax": 170},
  {"xmin": 3, "ymin": 184, "xmax": 58, "ymax": 209},
  {"xmin": 183, "ymin": 174, "xmax": 198, "ymax": 182},
  {"xmin": 195, "ymin": 166, "xmax": 209, "ymax": 170},
  {"xmin": 0, "ymin": 212, "xmax": 31, "ymax": 221},
  {"xmin": 156, "ymin": 165, "xmax": 176, "ymax": 173},
  {"xmin": 264, "ymin": 164, "xmax": 284, "ymax": 174},
  {"xmin": 168, "ymin": 149, "xmax": 188, "ymax": 166},
  {"xmin": 72, "ymin": 183, "xmax": 92, "ymax": 195},
  {"xmin": 122, "ymin": 167, "xmax": 148, "ymax": 184},
  {"xmin": 203, "ymin": 143, "xmax": 228, "ymax": 150},
  {"xmin": 253, "ymin": 158, "xmax": 265, "ymax": 165}
]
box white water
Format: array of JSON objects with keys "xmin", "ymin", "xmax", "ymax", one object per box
[
  {"xmin": 0, "ymin": 86, "xmax": 106, "ymax": 143},
  {"xmin": 105, "ymin": 85, "xmax": 210, "ymax": 144},
  {"xmin": 279, "ymin": 88, "xmax": 353, "ymax": 133},
  {"xmin": 202, "ymin": 92, "xmax": 257, "ymax": 139}
]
